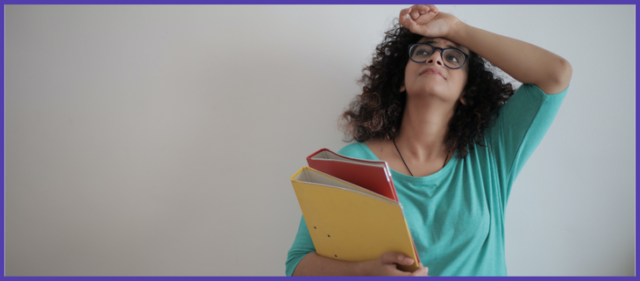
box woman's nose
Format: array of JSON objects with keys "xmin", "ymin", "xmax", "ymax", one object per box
[{"xmin": 427, "ymin": 50, "xmax": 444, "ymax": 66}]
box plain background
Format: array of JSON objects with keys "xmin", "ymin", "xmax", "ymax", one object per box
[{"xmin": 5, "ymin": 5, "xmax": 635, "ymax": 276}]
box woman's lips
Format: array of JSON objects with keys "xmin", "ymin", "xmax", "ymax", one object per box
[{"xmin": 419, "ymin": 68, "xmax": 445, "ymax": 79}]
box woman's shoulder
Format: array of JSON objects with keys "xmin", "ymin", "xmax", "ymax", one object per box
[{"xmin": 337, "ymin": 142, "xmax": 377, "ymax": 160}]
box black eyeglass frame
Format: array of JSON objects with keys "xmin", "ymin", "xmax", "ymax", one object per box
[{"xmin": 408, "ymin": 43, "xmax": 470, "ymax": 70}]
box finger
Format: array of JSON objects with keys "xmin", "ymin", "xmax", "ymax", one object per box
[
  {"xmin": 389, "ymin": 266, "xmax": 414, "ymax": 277},
  {"xmin": 421, "ymin": 5, "xmax": 439, "ymax": 18},
  {"xmin": 407, "ymin": 5, "xmax": 422, "ymax": 20},
  {"xmin": 399, "ymin": 271, "xmax": 414, "ymax": 277},
  {"xmin": 382, "ymin": 252, "xmax": 414, "ymax": 266},
  {"xmin": 400, "ymin": 12, "xmax": 418, "ymax": 31},
  {"xmin": 377, "ymin": 263, "xmax": 408, "ymax": 277},
  {"xmin": 411, "ymin": 267, "xmax": 429, "ymax": 276},
  {"xmin": 399, "ymin": 8, "xmax": 408, "ymax": 27},
  {"xmin": 406, "ymin": 17, "xmax": 419, "ymax": 33},
  {"xmin": 399, "ymin": 8, "xmax": 413, "ymax": 29},
  {"xmin": 411, "ymin": 263, "xmax": 428, "ymax": 277},
  {"xmin": 410, "ymin": 8, "xmax": 421, "ymax": 20},
  {"xmin": 417, "ymin": 5, "xmax": 429, "ymax": 14},
  {"xmin": 400, "ymin": 255, "xmax": 415, "ymax": 266}
]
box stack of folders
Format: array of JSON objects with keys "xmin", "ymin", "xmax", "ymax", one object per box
[{"xmin": 290, "ymin": 148, "xmax": 420, "ymax": 272}]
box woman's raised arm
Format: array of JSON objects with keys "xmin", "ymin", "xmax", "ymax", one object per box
[{"xmin": 400, "ymin": 5, "xmax": 572, "ymax": 94}]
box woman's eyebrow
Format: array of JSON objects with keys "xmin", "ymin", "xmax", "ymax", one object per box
[{"xmin": 422, "ymin": 40, "xmax": 461, "ymax": 50}]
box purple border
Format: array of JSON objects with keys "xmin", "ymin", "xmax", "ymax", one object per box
[
  {"xmin": 1, "ymin": 5, "xmax": 4, "ymax": 281},
  {"xmin": 635, "ymin": 3, "xmax": 638, "ymax": 279},
  {"xmin": 0, "ymin": 3, "xmax": 5, "ymax": 276},
  {"xmin": 1, "ymin": 0, "xmax": 639, "ymax": 3},
  {"xmin": 1, "ymin": 2, "xmax": 637, "ymax": 280},
  {"xmin": 0, "ymin": 277, "xmax": 635, "ymax": 280}
]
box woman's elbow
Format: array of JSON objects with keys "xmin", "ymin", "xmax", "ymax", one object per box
[
  {"xmin": 556, "ymin": 58, "xmax": 573, "ymax": 87},
  {"xmin": 538, "ymin": 57, "xmax": 572, "ymax": 94}
]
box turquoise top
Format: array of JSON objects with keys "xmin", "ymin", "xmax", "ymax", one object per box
[{"xmin": 286, "ymin": 84, "xmax": 568, "ymax": 276}]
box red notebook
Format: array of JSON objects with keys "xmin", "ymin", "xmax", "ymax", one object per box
[{"xmin": 306, "ymin": 148, "xmax": 399, "ymax": 202}]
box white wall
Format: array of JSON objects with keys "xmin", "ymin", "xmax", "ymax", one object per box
[{"xmin": 5, "ymin": 5, "xmax": 635, "ymax": 276}]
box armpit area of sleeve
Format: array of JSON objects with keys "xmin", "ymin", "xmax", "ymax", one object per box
[
  {"xmin": 286, "ymin": 251, "xmax": 309, "ymax": 276},
  {"xmin": 526, "ymin": 83, "xmax": 569, "ymax": 100},
  {"xmin": 506, "ymin": 83, "xmax": 569, "ymax": 181}
]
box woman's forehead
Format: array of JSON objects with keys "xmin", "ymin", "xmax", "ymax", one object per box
[{"xmin": 418, "ymin": 37, "xmax": 468, "ymax": 52}]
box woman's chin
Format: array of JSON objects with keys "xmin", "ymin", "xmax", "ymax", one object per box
[{"xmin": 408, "ymin": 85, "xmax": 449, "ymax": 100}]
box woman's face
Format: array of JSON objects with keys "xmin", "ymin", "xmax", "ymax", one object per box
[{"xmin": 402, "ymin": 37, "xmax": 470, "ymax": 103}]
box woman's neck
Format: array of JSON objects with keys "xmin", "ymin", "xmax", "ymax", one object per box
[{"xmin": 395, "ymin": 96, "xmax": 455, "ymax": 161}]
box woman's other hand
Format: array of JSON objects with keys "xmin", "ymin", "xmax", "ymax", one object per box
[
  {"xmin": 359, "ymin": 251, "xmax": 429, "ymax": 276},
  {"xmin": 399, "ymin": 5, "xmax": 462, "ymax": 39}
]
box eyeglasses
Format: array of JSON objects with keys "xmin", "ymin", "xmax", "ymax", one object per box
[{"xmin": 408, "ymin": 43, "xmax": 469, "ymax": 69}]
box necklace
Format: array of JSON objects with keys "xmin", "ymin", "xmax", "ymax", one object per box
[{"xmin": 392, "ymin": 138, "xmax": 449, "ymax": 177}]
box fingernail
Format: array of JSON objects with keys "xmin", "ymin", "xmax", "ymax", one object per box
[{"xmin": 405, "ymin": 257, "xmax": 414, "ymax": 264}]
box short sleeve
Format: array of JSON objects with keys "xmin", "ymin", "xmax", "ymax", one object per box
[
  {"xmin": 285, "ymin": 215, "xmax": 316, "ymax": 276},
  {"xmin": 337, "ymin": 142, "xmax": 371, "ymax": 159},
  {"xmin": 486, "ymin": 84, "xmax": 568, "ymax": 203}
]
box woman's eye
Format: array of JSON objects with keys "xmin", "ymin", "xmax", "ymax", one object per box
[{"xmin": 446, "ymin": 55, "xmax": 459, "ymax": 62}]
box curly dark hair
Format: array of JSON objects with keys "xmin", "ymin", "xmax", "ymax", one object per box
[{"xmin": 340, "ymin": 22, "xmax": 516, "ymax": 159}]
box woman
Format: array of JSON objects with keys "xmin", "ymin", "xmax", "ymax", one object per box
[{"xmin": 286, "ymin": 5, "xmax": 571, "ymax": 276}]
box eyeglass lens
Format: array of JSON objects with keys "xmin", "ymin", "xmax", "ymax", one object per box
[{"xmin": 411, "ymin": 45, "xmax": 465, "ymax": 69}]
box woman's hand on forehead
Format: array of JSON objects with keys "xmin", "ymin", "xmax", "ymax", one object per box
[{"xmin": 400, "ymin": 5, "xmax": 463, "ymax": 40}]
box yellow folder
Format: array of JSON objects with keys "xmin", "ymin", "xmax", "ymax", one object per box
[{"xmin": 290, "ymin": 167, "xmax": 420, "ymax": 272}]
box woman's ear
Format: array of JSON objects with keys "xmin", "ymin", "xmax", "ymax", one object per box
[
  {"xmin": 459, "ymin": 92, "xmax": 467, "ymax": 106},
  {"xmin": 400, "ymin": 85, "xmax": 406, "ymax": 92}
]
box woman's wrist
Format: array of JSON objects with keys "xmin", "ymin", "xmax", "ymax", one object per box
[
  {"xmin": 447, "ymin": 20, "xmax": 470, "ymax": 46},
  {"xmin": 354, "ymin": 260, "xmax": 370, "ymax": 276}
]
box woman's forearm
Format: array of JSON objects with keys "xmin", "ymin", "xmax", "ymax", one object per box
[
  {"xmin": 292, "ymin": 252, "xmax": 365, "ymax": 276},
  {"xmin": 449, "ymin": 21, "xmax": 572, "ymax": 94}
]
